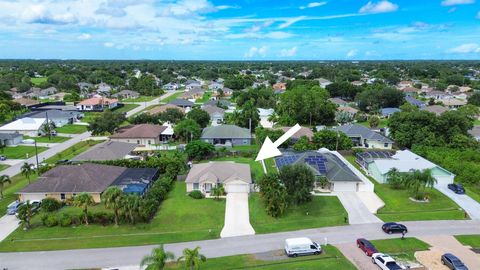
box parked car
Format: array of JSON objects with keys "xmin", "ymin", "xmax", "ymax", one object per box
[
  {"xmin": 441, "ymin": 253, "xmax": 469, "ymax": 270},
  {"xmin": 15, "ymin": 200, "xmax": 41, "ymax": 217},
  {"xmin": 0, "ymin": 155, "xmax": 6, "ymax": 161},
  {"xmin": 357, "ymin": 238, "xmax": 378, "ymax": 256},
  {"xmin": 6, "ymin": 201, "xmax": 23, "ymax": 215},
  {"xmin": 371, "ymin": 253, "xmax": 404, "ymax": 270},
  {"xmin": 284, "ymin": 237, "xmax": 322, "ymax": 257},
  {"xmin": 55, "ymin": 159, "xmax": 71, "ymax": 165},
  {"xmin": 448, "ymin": 183, "xmax": 465, "ymax": 195},
  {"xmin": 382, "ymin": 222, "xmax": 407, "ymax": 234}
]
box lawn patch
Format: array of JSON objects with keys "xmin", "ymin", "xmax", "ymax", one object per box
[
  {"xmin": 113, "ymin": 103, "xmax": 140, "ymax": 113},
  {"xmin": 344, "ymin": 155, "xmax": 465, "ymax": 221},
  {"xmin": 161, "ymin": 91, "xmax": 183, "ymax": 103},
  {"xmin": 370, "ymin": 238, "xmax": 430, "ymax": 261},
  {"xmin": 0, "ymin": 173, "xmax": 39, "ymax": 214},
  {"xmin": 44, "ymin": 140, "xmax": 103, "ymax": 164},
  {"xmin": 165, "ymin": 245, "xmax": 356, "ymax": 270},
  {"xmin": 455, "ymin": 235, "xmax": 480, "ymax": 249},
  {"xmin": 121, "ymin": 96, "xmax": 156, "ymax": 102},
  {"xmin": 55, "ymin": 124, "xmax": 88, "ymax": 134},
  {"xmin": 0, "ymin": 164, "xmax": 9, "ymax": 171},
  {"xmin": 24, "ymin": 135, "xmax": 70, "ymax": 143},
  {"xmin": 196, "ymin": 92, "xmax": 212, "ymax": 104},
  {"xmin": 1, "ymin": 145, "xmax": 48, "ymax": 159},
  {"xmin": 250, "ymin": 193, "xmax": 348, "ymax": 234},
  {"xmin": 30, "ymin": 77, "xmax": 47, "ymax": 86}
]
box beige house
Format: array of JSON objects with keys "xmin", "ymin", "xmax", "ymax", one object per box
[
  {"xmin": 186, "ymin": 162, "xmax": 252, "ymax": 195},
  {"xmin": 110, "ymin": 124, "xmax": 172, "ymax": 145}
]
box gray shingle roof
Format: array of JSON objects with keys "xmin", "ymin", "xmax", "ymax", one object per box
[
  {"xmin": 71, "ymin": 141, "xmax": 137, "ymax": 161},
  {"xmin": 186, "ymin": 162, "xmax": 252, "ymax": 184},
  {"xmin": 201, "ymin": 125, "xmax": 251, "ymax": 139},
  {"xmin": 169, "ymin": 99, "xmax": 194, "ymax": 107},
  {"xmin": 26, "ymin": 109, "xmax": 81, "ymax": 119},
  {"xmin": 0, "ymin": 132, "xmax": 22, "ymax": 140},
  {"xmin": 335, "ymin": 124, "xmax": 393, "ymax": 143}
]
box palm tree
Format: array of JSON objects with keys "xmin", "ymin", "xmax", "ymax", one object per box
[
  {"xmin": 21, "ymin": 162, "xmax": 34, "ymax": 184},
  {"xmin": 101, "ymin": 186, "xmax": 124, "ymax": 226},
  {"xmin": 17, "ymin": 201, "xmax": 34, "ymax": 230},
  {"xmin": 177, "ymin": 247, "xmax": 206, "ymax": 270},
  {"xmin": 73, "ymin": 193, "xmax": 95, "ymax": 225},
  {"xmin": 404, "ymin": 169, "xmax": 437, "ymax": 200},
  {"xmin": 40, "ymin": 121, "xmax": 56, "ymax": 137},
  {"xmin": 386, "ymin": 168, "xmax": 404, "ymax": 189},
  {"xmin": 122, "ymin": 194, "xmax": 141, "ymax": 224},
  {"xmin": 140, "ymin": 245, "xmax": 175, "ymax": 270},
  {"xmin": 0, "ymin": 175, "xmax": 11, "ymax": 199},
  {"xmin": 211, "ymin": 185, "xmax": 224, "ymax": 201}
]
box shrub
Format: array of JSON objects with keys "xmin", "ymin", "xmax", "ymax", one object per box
[
  {"xmin": 42, "ymin": 214, "xmax": 58, "ymax": 227},
  {"xmin": 41, "ymin": 198, "xmax": 62, "ymax": 212},
  {"xmin": 90, "ymin": 212, "xmax": 114, "ymax": 226},
  {"xmin": 59, "ymin": 213, "xmax": 72, "ymax": 227},
  {"xmin": 189, "ymin": 190, "xmax": 204, "ymax": 199}
]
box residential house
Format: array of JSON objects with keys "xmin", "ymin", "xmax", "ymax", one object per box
[
  {"xmin": 208, "ymin": 81, "xmax": 223, "ymax": 91},
  {"xmin": 272, "ymin": 82, "xmax": 287, "ymax": 94},
  {"xmin": 279, "ymin": 126, "xmax": 313, "ymax": 143},
  {"xmin": 0, "ymin": 132, "xmax": 23, "ymax": 146},
  {"xmin": 351, "ymin": 81, "xmax": 364, "ymax": 86},
  {"xmin": 203, "ymin": 99, "xmax": 231, "ymax": 108},
  {"xmin": 275, "ymin": 149, "xmax": 374, "ymax": 192},
  {"xmin": 95, "ymin": 82, "xmax": 112, "ymax": 95},
  {"xmin": 329, "ymin": 97, "xmax": 348, "ymax": 107},
  {"xmin": 258, "ymin": 108, "xmax": 274, "ymax": 128},
  {"xmin": 147, "ymin": 104, "xmax": 184, "ymax": 115},
  {"xmin": 26, "ymin": 87, "xmax": 57, "ymax": 99},
  {"xmin": 25, "ymin": 110, "xmax": 81, "ymax": 127},
  {"xmin": 317, "ymin": 78, "xmax": 332, "ymax": 88},
  {"xmin": 468, "ymin": 126, "xmax": 480, "ymax": 141},
  {"xmin": 422, "ymin": 105, "xmax": 449, "ymax": 116},
  {"xmin": 338, "ymin": 106, "xmax": 359, "ymax": 117},
  {"xmin": 18, "ymin": 163, "xmax": 159, "ymax": 202},
  {"xmin": 201, "ymin": 124, "xmax": 252, "ymax": 147},
  {"xmin": 356, "ymin": 150, "xmax": 455, "ymax": 185},
  {"xmin": 380, "ymin": 108, "xmax": 400, "ymax": 118},
  {"xmin": 14, "ymin": 98, "xmax": 40, "ymax": 107},
  {"xmin": 32, "ymin": 104, "xmax": 79, "ymax": 112},
  {"xmin": 185, "ymin": 80, "xmax": 201, "ymax": 90},
  {"xmin": 201, "ymin": 105, "xmax": 225, "ymax": 126},
  {"xmin": 405, "ymin": 96, "xmax": 426, "ymax": 108},
  {"xmin": 440, "ymin": 98, "xmax": 467, "ymax": 109},
  {"xmin": 112, "ymin": 90, "xmax": 140, "ymax": 99},
  {"xmin": 49, "ymin": 92, "xmax": 67, "ymax": 101},
  {"xmin": 400, "ymin": 87, "xmax": 419, "ymax": 96},
  {"xmin": 425, "ymin": 90, "xmax": 450, "ymax": 100},
  {"xmin": 213, "ymin": 87, "xmax": 233, "ymax": 98},
  {"xmin": 186, "ymin": 162, "xmax": 252, "ymax": 194},
  {"xmin": 76, "ymin": 97, "xmax": 119, "ymax": 111},
  {"xmin": 162, "ymin": 82, "xmax": 179, "ymax": 91},
  {"xmin": 334, "ymin": 124, "xmax": 393, "ymax": 149},
  {"xmin": 110, "ymin": 124, "xmax": 173, "ymax": 146},
  {"xmin": 181, "ymin": 87, "xmax": 204, "ymax": 100},
  {"xmin": 0, "ymin": 117, "xmax": 46, "ymax": 137},
  {"xmin": 71, "ymin": 141, "xmax": 138, "ymax": 162},
  {"xmin": 168, "ymin": 99, "xmax": 194, "ymax": 111},
  {"xmin": 77, "ymin": 82, "xmax": 93, "ymax": 91},
  {"xmin": 397, "ymin": 80, "xmax": 413, "ymax": 89}
]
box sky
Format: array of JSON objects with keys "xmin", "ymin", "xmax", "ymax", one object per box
[{"xmin": 0, "ymin": 0, "xmax": 479, "ymax": 60}]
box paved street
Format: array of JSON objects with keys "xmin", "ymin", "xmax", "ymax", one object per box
[
  {"xmin": 0, "ymin": 220, "xmax": 479, "ymax": 270},
  {"xmin": 124, "ymin": 91, "xmax": 180, "ymax": 117}
]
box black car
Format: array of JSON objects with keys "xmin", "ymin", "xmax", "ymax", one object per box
[
  {"xmin": 441, "ymin": 253, "xmax": 469, "ymax": 270},
  {"xmin": 55, "ymin": 159, "xmax": 71, "ymax": 165},
  {"xmin": 448, "ymin": 183, "xmax": 465, "ymax": 194},
  {"xmin": 382, "ymin": 222, "xmax": 407, "ymax": 234}
]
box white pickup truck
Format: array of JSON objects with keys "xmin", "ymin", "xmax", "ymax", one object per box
[{"xmin": 371, "ymin": 253, "xmax": 404, "ymax": 270}]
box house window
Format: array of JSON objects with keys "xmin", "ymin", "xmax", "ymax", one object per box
[
  {"xmin": 137, "ymin": 140, "xmax": 140, "ymax": 144},
  {"xmin": 193, "ymin": 183, "xmax": 199, "ymax": 190},
  {"xmin": 384, "ymin": 143, "xmax": 389, "ymax": 148},
  {"xmin": 60, "ymin": 193, "xmax": 65, "ymax": 200},
  {"xmin": 148, "ymin": 140, "xmax": 151, "ymax": 144}
]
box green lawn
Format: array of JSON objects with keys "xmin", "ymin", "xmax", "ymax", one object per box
[
  {"xmin": 161, "ymin": 91, "xmax": 183, "ymax": 103},
  {"xmin": 0, "ymin": 173, "xmax": 39, "ymax": 214},
  {"xmin": 165, "ymin": 245, "xmax": 356, "ymax": 270},
  {"xmin": 357, "ymin": 119, "xmax": 389, "ymax": 128},
  {"xmin": 474, "ymin": 119, "xmax": 480, "ymax": 125},
  {"xmin": 121, "ymin": 96, "xmax": 156, "ymax": 102},
  {"xmin": 24, "ymin": 135, "xmax": 70, "ymax": 143},
  {"xmin": 80, "ymin": 112, "xmax": 102, "ymax": 123},
  {"xmin": 370, "ymin": 238, "xmax": 430, "ymax": 261},
  {"xmin": 196, "ymin": 92, "xmax": 212, "ymax": 103},
  {"xmin": 0, "ymin": 182, "xmax": 225, "ymax": 252},
  {"xmin": 465, "ymin": 186, "xmax": 480, "ymax": 204},
  {"xmin": 231, "ymin": 144, "xmax": 259, "ymax": 152},
  {"xmin": 55, "ymin": 124, "xmax": 88, "ymax": 134},
  {"xmin": 113, "ymin": 103, "xmax": 140, "ymax": 113},
  {"xmin": 455, "ymin": 235, "xmax": 480, "ymax": 249},
  {"xmin": 1, "ymin": 145, "xmax": 48, "ymax": 159},
  {"xmin": 250, "ymin": 194, "xmax": 348, "ymax": 234},
  {"xmin": 44, "ymin": 140, "xmax": 103, "ymax": 164},
  {"xmin": 0, "ymin": 164, "xmax": 9, "ymax": 171},
  {"xmin": 30, "ymin": 77, "xmax": 47, "ymax": 86},
  {"xmin": 344, "ymin": 155, "xmax": 466, "ymax": 221}
]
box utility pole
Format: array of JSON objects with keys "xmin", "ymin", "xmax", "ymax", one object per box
[
  {"xmin": 34, "ymin": 140, "xmax": 39, "ymax": 171},
  {"xmin": 45, "ymin": 111, "xmax": 51, "ymax": 140}
]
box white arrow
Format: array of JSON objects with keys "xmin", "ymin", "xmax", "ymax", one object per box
[{"xmin": 255, "ymin": 124, "xmax": 301, "ymax": 162}]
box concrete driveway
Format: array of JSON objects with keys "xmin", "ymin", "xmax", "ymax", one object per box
[
  {"xmin": 435, "ymin": 183, "xmax": 480, "ymax": 220},
  {"xmin": 416, "ymin": 235, "xmax": 480, "ymax": 270},
  {"xmin": 220, "ymin": 193, "xmax": 255, "ymax": 238},
  {"xmin": 0, "ymin": 214, "xmax": 19, "ymax": 242},
  {"xmin": 335, "ymin": 192, "xmax": 383, "ymax": 224},
  {"xmin": 335, "ymin": 242, "xmax": 378, "ymax": 270}
]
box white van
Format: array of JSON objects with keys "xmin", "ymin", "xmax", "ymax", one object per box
[{"xmin": 284, "ymin": 237, "xmax": 322, "ymax": 257}]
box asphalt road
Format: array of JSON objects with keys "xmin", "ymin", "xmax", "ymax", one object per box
[
  {"xmin": 0, "ymin": 220, "xmax": 479, "ymax": 270},
  {"xmin": 124, "ymin": 91, "xmax": 180, "ymax": 117}
]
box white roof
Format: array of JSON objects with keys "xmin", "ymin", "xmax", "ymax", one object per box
[
  {"xmin": 285, "ymin": 237, "xmax": 313, "ymax": 246},
  {"xmin": 373, "ymin": 150, "xmax": 439, "ymax": 175},
  {"xmin": 161, "ymin": 122, "xmax": 174, "ymax": 136},
  {"xmin": 0, "ymin": 117, "xmax": 46, "ymax": 131},
  {"xmin": 258, "ymin": 108, "xmax": 274, "ymax": 117}
]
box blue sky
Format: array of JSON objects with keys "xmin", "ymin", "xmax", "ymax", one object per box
[{"xmin": 0, "ymin": 0, "xmax": 479, "ymax": 60}]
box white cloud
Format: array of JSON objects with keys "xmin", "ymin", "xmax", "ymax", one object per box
[
  {"xmin": 226, "ymin": 31, "xmax": 293, "ymax": 39},
  {"xmin": 359, "ymin": 1, "xmax": 398, "ymax": 14},
  {"xmin": 78, "ymin": 33, "xmax": 92, "ymax": 40},
  {"xmin": 244, "ymin": 46, "xmax": 268, "ymax": 58},
  {"xmin": 216, "ymin": 5, "xmax": 240, "ymax": 10},
  {"xmin": 300, "ymin": 2, "xmax": 327, "ymax": 10},
  {"xmin": 346, "ymin": 49, "xmax": 358, "ymax": 58},
  {"xmin": 278, "ymin": 16, "xmax": 306, "ymax": 29},
  {"xmin": 279, "ymin": 46, "xmax": 297, "ymax": 57},
  {"xmin": 448, "ymin": 43, "xmax": 480, "ymax": 53},
  {"xmin": 103, "ymin": 42, "xmax": 115, "ymax": 48},
  {"xmin": 441, "ymin": 0, "xmax": 475, "ymax": 6}
]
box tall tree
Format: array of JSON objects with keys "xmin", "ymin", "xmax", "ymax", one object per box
[
  {"xmin": 279, "ymin": 164, "xmax": 315, "ymax": 205},
  {"xmin": 122, "ymin": 194, "xmax": 141, "ymax": 224},
  {"xmin": 140, "ymin": 245, "xmax": 175, "ymax": 270},
  {"xmin": 87, "ymin": 110, "xmax": 126, "ymax": 136},
  {"xmin": 386, "ymin": 168, "xmax": 404, "ymax": 189},
  {"xmin": 21, "ymin": 162, "xmax": 34, "ymax": 184},
  {"xmin": 174, "ymin": 119, "xmax": 201, "ymax": 143},
  {"xmin": 0, "ymin": 175, "xmax": 11, "ymax": 199},
  {"xmin": 102, "ymin": 186, "xmax": 124, "ymax": 226},
  {"xmin": 73, "ymin": 193, "xmax": 95, "ymax": 225},
  {"xmin": 312, "ymin": 130, "xmax": 353, "ymax": 151},
  {"xmin": 233, "ymin": 100, "xmax": 260, "ymax": 130},
  {"xmin": 404, "ymin": 169, "xmax": 437, "ymax": 200},
  {"xmin": 17, "ymin": 201, "xmax": 34, "ymax": 230},
  {"xmin": 178, "ymin": 247, "xmax": 207, "ymax": 270},
  {"xmin": 187, "ymin": 108, "xmax": 210, "ymax": 128},
  {"xmin": 257, "ymin": 172, "xmax": 288, "ymax": 217}
]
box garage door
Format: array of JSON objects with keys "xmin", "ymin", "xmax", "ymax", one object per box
[
  {"xmin": 434, "ymin": 175, "xmax": 454, "ymax": 186},
  {"xmin": 225, "ymin": 184, "xmax": 250, "ymax": 193}
]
